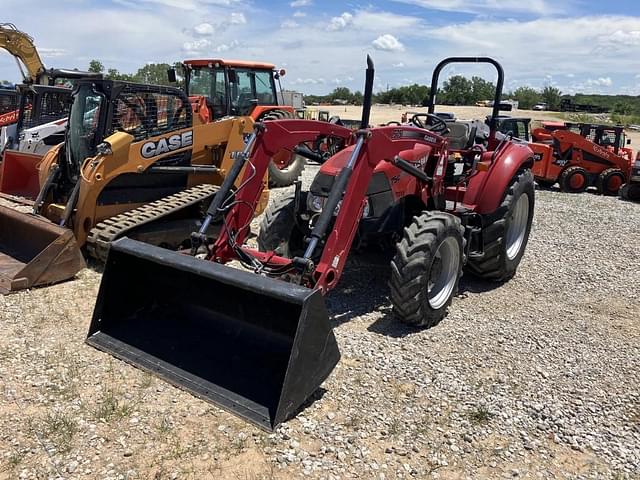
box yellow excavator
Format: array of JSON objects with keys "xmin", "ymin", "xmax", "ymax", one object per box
[
  {"xmin": 0, "ymin": 22, "xmax": 100, "ymax": 85},
  {"xmin": 0, "ymin": 78, "xmax": 264, "ymax": 293}
]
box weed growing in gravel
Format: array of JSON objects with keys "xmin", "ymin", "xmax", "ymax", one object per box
[
  {"xmin": 93, "ymin": 385, "xmax": 134, "ymax": 421},
  {"xmin": 32, "ymin": 410, "xmax": 78, "ymax": 454},
  {"xmin": 156, "ymin": 415, "xmax": 174, "ymax": 436},
  {"xmin": 389, "ymin": 417, "xmax": 403, "ymax": 436},
  {"xmin": 469, "ymin": 406, "xmax": 494, "ymax": 425},
  {"xmin": 2, "ymin": 447, "xmax": 26, "ymax": 472}
]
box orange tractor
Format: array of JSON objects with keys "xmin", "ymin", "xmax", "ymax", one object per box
[
  {"xmin": 528, "ymin": 122, "xmax": 633, "ymax": 195},
  {"xmin": 172, "ymin": 59, "xmax": 304, "ymax": 187}
]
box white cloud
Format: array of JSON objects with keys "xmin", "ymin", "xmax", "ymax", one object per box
[
  {"xmin": 290, "ymin": 0, "xmax": 311, "ymax": 6},
  {"xmin": 38, "ymin": 48, "xmax": 68, "ymax": 58},
  {"xmin": 602, "ymin": 29, "xmax": 640, "ymax": 47},
  {"xmin": 215, "ymin": 40, "xmax": 239, "ymax": 52},
  {"xmin": 392, "ymin": 0, "xmax": 561, "ymax": 15},
  {"xmin": 587, "ymin": 77, "xmax": 612, "ymax": 87},
  {"xmin": 230, "ymin": 12, "xmax": 246, "ymax": 25},
  {"xmin": 293, "ymin": 11, "xmax": 306, "ymax": 17},
  {"xmin": 291, "ymin": 77, "xmax": 326, "ymax": 85},
  {"xmin": 281, "ymin": 19, "xmax": 299, "ymax": 29},
  {"xmin": 193, "ymin": 22, "xmax": 214, "ymax": 35},
  {"xmin": 328, "ymin": 12, "xmax": 354, "ymax": 31},
  {"xmin": 182, "ymin": 38, "xmax": 211, "ymax": 53},
  {"xmin": 372, "ymin": 34, "xmax": 404, "ymax": 52},
  {"xmin": 392, "ymin": 62, "xmax": 405, "ymax": 68}
]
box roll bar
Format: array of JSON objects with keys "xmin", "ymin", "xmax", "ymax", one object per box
[{"xmin": 426, "ymin": 57, "xmax": 505, "ymax": 131}]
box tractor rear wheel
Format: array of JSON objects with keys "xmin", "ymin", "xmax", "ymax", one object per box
[
  {"xmin": 559, "ymin": 166, "xmax": 588, "ymax": 193},
  {"xmin": 466, "ymin": 169, "xmax": 534, "ymax": 281},
  {"xmin": 257, "ymin": 192, "xmax": 307, "ymax": 258},
  {"xmin": 596, "ymin": 168, "xmax": 625, "ymax": 196},
  {"xmin": 262, "ymin": 110, "xmax": 306, "ymax": 188},
  {"xmin": 389, "ymin": 212, "xmax": 464, "ymax": 328},
  {"xmin": 620, "ymin": 183, "xmax": 640, "ymax": 201}
]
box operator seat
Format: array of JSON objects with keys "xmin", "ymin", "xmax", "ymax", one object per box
[{"xmin": 443, "ymin": 122, "xmax": 471, "ymax": 150}]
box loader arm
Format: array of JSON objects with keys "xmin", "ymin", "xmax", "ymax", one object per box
[
  {"xmin": 212, "ymin": 123, "xmax": 448, "ymax": 293},
  {"xmin": 0, "ymin": 24, "xmax": 45, "ymax": 83}
]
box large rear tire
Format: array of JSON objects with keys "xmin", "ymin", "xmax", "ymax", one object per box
[
  {"xmin": 389, "ymin": 212, "xmax": 464, "ymax": 328},
  {"xmin": 466, "ymin": 169, "xmax": 535, "ymax": 281},
  {"xmin": 262, "ymin": 110, "xmax": 306, "ymax": 188}
]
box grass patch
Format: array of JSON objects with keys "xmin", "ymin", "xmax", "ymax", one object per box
[
  {"xmin": 468, "ymin": 406, "xmax": 494, "ymax": 425},
  {"xmin": 93, "ymin": 385, "xmax": 135, "ymax": 421},
  {"xmin": 31, "ymin": 410, "xmax": 78, "ymax": 454}
]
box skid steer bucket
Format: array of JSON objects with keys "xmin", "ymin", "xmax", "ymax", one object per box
[
  {"xmin": 0, "ymin": 150, "xmax": 43, "ymax": 199},
  {"xmin": 86, "ymin": 238, "xmax": 340, "ymax": 430},
  {"xmin": 0, "ymin": 206, "xmax": 86, "ymax": 293}
]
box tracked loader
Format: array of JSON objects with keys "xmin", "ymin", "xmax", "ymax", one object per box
[
  {"xmin": 87, "ymin": 57, "xmax": 535, "ymax": 430},
  {"xmin": 0, "ymin": 78, "xmax": 263, "ymax": 293}
]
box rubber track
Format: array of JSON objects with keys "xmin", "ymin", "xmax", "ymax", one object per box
[{"xmin": 86, "ymin": 183, "xmax": 219, "ymax": 262}]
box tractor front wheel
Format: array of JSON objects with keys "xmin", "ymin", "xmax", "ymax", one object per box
[
  {"xmin": 466, "ymin": 169, "xmax": 535, "ymax": 281},
  {"xmin": 257, "ymin": 192, "xmax": 307, "ymax": 258},
  {"xmin": 389, "ymin": 212, "xmax": 464, "ymax": 328},
  {"xmin": 559, "ymin": 166, "xmax": 588, "ymax": 193},
  {"xmin": 596, "ymin": 168, "xmax": 625, "ymax": 196}
]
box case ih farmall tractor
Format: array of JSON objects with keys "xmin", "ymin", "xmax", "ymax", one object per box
[{"xmin": 87, "ymin": 57, "xmax": 536, "ymax": 430}]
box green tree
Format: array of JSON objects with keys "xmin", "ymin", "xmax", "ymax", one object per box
[
  {"xmin": 88, "ymin": 60, "xmax": 104, "ymax": 73},
  {"xmin": 329, "ymin": 87, "xmax": 353, "ymax": 103},
  {"xmin": 541, "ymin": 86, "xmax": 562, "ymax": 110},
  {"xmin": 471, "ymin": 76, "xmax": 495, "ymax": 104},
  {"xmin": 512, "ymin": 86, "xmax": 541, "ymax": 110},
  {"xmin": 133, "ymin": 63, "xmax": 179, "ymax": 86},
  {"xmin": 440, "ymin": 75, "xmax": 473, "ymax": 105}
]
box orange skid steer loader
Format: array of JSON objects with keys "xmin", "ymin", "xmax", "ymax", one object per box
[
  {"xmin": 0, "ymin": 79, "xmax": 262, "ymax": 293},
  {"xmin": 86, "ymin": 57, "xmax": 535, "ymax": 430}
]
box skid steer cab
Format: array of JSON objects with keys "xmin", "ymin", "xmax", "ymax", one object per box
[
  {"xmin": 88, "ymin": 56, "xmax": 535, "ymax": 431},
  {"xmin": 172, "ymin": 58, "xmax": 304, "ymax": 187}
]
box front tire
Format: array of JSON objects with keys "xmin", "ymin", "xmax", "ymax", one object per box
[
  {"xmin": 466, "ymin": 169, "xmax": 535, "ymax": 281},
  {"xmin": 559, "ymin": 166, "xmax": 588, "ymax": 193},
  {"xmin": 257, "ymin": 192, "xmax": 306, "ymax": 257},
  {"xmin": 390, "ymin": 212, "xmax": 464, "ymax": 328}
]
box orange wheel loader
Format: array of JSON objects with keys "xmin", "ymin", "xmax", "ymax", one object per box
[{"xmin": 0, "ymin": 78, "xmax": 266, "ymax": 293}]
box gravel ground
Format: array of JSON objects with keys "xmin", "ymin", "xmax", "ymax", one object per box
[{"xmin": 1, "ymin": 162, "xmax": 640, "ymax": 479}]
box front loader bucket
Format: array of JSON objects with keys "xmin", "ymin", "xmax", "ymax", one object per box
[
  {"xmin": 0, "ymin": 206, "xmax": 86, "ymax": 294},
  {"xmin": 86, "ymin": 238, "xmax": 340, "ymax": 430},
  {"xmin": 0, "ymin": 150, "xmax": 43, "ymax": 199}
]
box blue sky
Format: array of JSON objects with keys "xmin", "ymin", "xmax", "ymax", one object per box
[{"xmin": 1, "ymin": 0, "xmax": 640, "ymax": 95}]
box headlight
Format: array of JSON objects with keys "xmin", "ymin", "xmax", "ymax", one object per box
[
  {"xmin": 307, "ymin": 193, "xmax": 324, "ymax": 212},
  {"xmin": 307, "ymin": 193, "xmax": 370, "ymax": 218}
]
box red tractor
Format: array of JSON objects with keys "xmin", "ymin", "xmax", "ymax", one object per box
[{"xmin": 86, "ymin": 57, "xmax": 536, "ymax": 430}]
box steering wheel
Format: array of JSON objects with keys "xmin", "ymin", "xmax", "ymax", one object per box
[{"xmin": 410, "ymin": 113, "xmax": 449, "ymax": 135}]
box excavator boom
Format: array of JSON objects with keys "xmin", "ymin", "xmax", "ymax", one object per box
[{"xmin": 0, "ymin": 23, "xmax": 45, "ymax": 83}]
